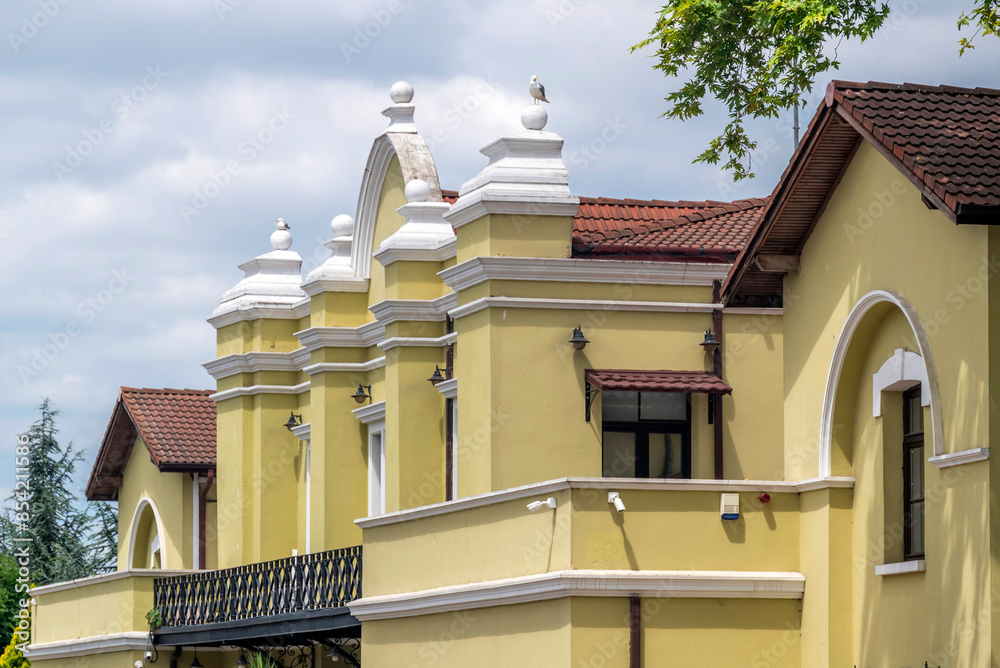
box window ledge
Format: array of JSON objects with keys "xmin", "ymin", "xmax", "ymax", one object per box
[{"xmin": 875, "ymin": 559, "xmax": 925, "ymax": 577}]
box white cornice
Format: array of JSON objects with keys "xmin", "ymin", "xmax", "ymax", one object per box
[
  {"xmin": 295, "ymin": 322, "xmax": 385, "ymax": 350},
  {"xmin": 303, "ymin": 357, "xmax": 386, "ymax": 375},
  {"xmin": 356, "ymin": 476, "xmax": 855, "ymax": 529},
  {"xmin": 369, "ymin": 293, "xmax": 457, "ymax": 325},
  {"xmin": 291, "ymin": 422, "xmax": 311, "ymax": 440},
  {"xmin": 203, "ymin": 352, "xmax": 300, "ymax": 380},
  {"xmin": 30, "ymin": 568, "xmax": 193, "ymax": 595},
  {"xmin": 207, "ymin": 301, "xmax": 311, "ymax": 329},
  {"xmin": 436, "ymin": 378, "xmax": 458, "ymax": 399},
  {"xmin": 352, "ymin": 400, "xmax": 386, "ymax": 424},
  {"xmin": 301, "ymin": 276, "xmax": 370, "ymax": 297},
  {"xmin": 450, "ymin": 296, "xmax": 718, "ymax": 320},
  {"xmin": 378, "ymin": 335, "xmax": 452, "ymax": 352},
  {"xmin": 444, "ymin": 198, "xmax": 581, "ymax": 229},
  {"xmin": 25, "ymin": 632, "xmax": 149, "ymax": 659},
  {"xmin": 210, "ymin": 381, "xmax": 310, "ymax": 402},
  {"xmin": 290, "ymin": 347, "xmax": 311, "ymax": 369},
  {"xmin": 349, "ymin": 569, "xmax": 806, "ymax": 621},
  {"xmin": 373, "ymin": 238, "xmax": 457, "ymax": 267},
  {"xmin": 929, "ymin": 448, "xmax": 989, "ymax": 468},
  {"xmin": 439, "ymin": 257, "xmax": 732, "ymax": 291}
]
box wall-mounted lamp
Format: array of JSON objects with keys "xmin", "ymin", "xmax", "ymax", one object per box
[
  {"xmin": 189, "ymin": 651, "xmax": 204, "ymax": 668},
  {"xmin": 607, "ymin": 491, "xmax": 626, "ymax": 513},
  {"xmin": 527, "ymin": 497, "xmax": 557, "ymax": 512},
  {"xmin": 283, "ymin": 412, "xmax": 302, "ymax": 431},
  {"xmin": 428, "ymin": 365, "xmax": 445, "ymax": 385},
  {"xmin": 352, "ymin": 384, "xmax": 372, "ymax": 404},
  {"xmin": 569, "ymin": 325, "xmax": 590, "ymax": 350},
  {"xmin": 700, "ymin": 329, "xmax": 721, "ymax": 354}
]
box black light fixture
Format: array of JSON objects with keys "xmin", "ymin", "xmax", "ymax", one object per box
[
  {"xmin": 569, "ymin": 325, "xmax": 590, "ymax": 350},
  {"xmin": 189, "ymin": 650, "xmax": 204, "ymax": 668},
  {"xmin": 427, "ymin": 365, "xmax": 445, "ymax": 385},
  {"xmin": 283, "ymin": 412, "xmax": 302, "ymax": 431},
  {"xmin": 352, "ymin": 384, "xmax": 372, "ymax": 404},
  {"xmin": 700, "ymin": 329, "xmax": 721, "ymax": 354}
]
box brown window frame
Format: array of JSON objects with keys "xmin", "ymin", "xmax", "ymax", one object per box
[
  {"xmin": 602, "ymin": 393, "xmax": 692, "ymax": 479},
  {"xmin": 902, "ymin": 386, "xmax": 925, "ymax": 560}
]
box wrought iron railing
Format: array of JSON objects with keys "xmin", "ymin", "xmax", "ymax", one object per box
[{"xmin": 153, "ymin": 545, "xmax": 362, "ymax": 627}]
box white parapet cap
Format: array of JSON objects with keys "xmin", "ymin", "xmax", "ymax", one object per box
[
  {"xmin": 303, "ymin": 213, "xmax": 370, "ymax": 296},
  {"xmin": 208, "ymin": 220, "xmax": 307, "ymax": 328},
  {"xmin": 374, "ymin": 179, "xmax": 456, "ymax": 267},
  {"xmin": 444, "ymin": 108, "xmax": 580, "ymax": 229},
  {"xmin": 383, "ymin": 80, "xmax": 417, "ymax": 133}
]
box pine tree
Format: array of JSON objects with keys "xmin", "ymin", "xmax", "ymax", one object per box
[
  {"xmin": 0, "ymin": 399, "xmax": 99, "ymax": 586},
  {"xmin": 0, "ymin": 556, "xmax": 19, "ymax": 647}
]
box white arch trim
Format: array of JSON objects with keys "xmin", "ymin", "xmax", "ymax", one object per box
[
  {"xmin": 872, "ymin": 348, "xmax": 930, "ymax": 417},
  {"xmin": 126, "ymin": 496, "xmax": 167, "ymax": 570},
  {"xmin": 818, "ymin": 289, "xmax": 944, "ymax": 477}
]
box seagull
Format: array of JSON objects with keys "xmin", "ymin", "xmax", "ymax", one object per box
[
  {"xmin": 276, "ymin": 218, "xmax": 290, "ymax": 230},
  {"xmin": 529, "ymin": 75, "xmax": 549, "ymax": 105}
]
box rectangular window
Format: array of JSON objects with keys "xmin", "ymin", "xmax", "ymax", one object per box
[
  {"xmin": 602, "ymin": 391, "xmax": 691, "ymax": 479},
  {"xmin": 903, "ymin": 387, "xmax": 924, "ymax": 560},
  {"xmin": 369, "ymin": 423, "xmax": 386, "ymax": 516},
  {"xmin": 446, "ymin": 398, "xmax": 457, "ymax": 501}
]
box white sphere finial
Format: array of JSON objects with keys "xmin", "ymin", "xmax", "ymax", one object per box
[
  {"xmin": 270, "ymin": 218, "xmax": 292, "ymax": 250},
  {"xmin": 330, "ymin": 214, "xmax": 355, "ymax": 238},
  {"xmin": 404, "ymin": 179, "xmax": 431, "ymax": 203},
  {"xmin": 390, "ymin": 81, "xmax": 414, "ymax": 104},
  {"xmin": 521, "ymin": 105, "xmax": 548, "ymax": 131}
]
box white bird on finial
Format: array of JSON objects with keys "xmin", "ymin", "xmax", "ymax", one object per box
[
  {"xmin": 529, "ymin": 75, "xmax": 549, "ymax": 105},
  {"xmin": 271, "ymin": 218, "xmax": 292, "ymax": 250},
  {"xmin": 276, "ymin": 217, "xmax": 290, "ymax": 230}
]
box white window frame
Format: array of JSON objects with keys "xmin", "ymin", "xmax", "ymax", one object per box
[
  {"xmin": 353, "ymin": 401, "xmax": 387, "ymax": 516},
  {"xmin": 437, "ymin": 379, "xmax": 459, "ymax": 499}
]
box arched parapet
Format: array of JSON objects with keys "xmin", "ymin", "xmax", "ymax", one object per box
[
  {"xmin": 352, "ymin": 82, "xmax": 443, "ymax": 280},
  {"xmin": 818, "ymin": 289, "xmax": 944, "ymax": 477},
  {"xmin": 127, "ymin": 496, "xmax": 167, "ymax": 570}
]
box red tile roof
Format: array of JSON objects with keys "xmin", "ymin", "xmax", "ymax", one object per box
[
  {"xmin": 441, "ymin": 190, "xmax": 764, "ymax": 262},
  {"xmin": 585, "ymin": 369, "xmax": 732, "ymax": 395},
  {"xmin": 829, "ymin": 81, "xmax": 1000, "ymax": 218},
  {"xmin": 573, "ymin": 198, "xmax": 768, "ymax": 262},
  {"xmin": 86, "ymin": 387, "xmax": 216, "ymax": 500}
]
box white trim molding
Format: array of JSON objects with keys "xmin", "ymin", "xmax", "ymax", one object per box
[
  {"xmin": 301, "ymin": 276, "xmax": 370, "ymax": 297},
  {"xmin": 25, "ymin": 632, "xmax": 148, "ymax": 659},
  {"xmin": 295, "ymin": 322, "xmax": 385, "ymax": 350},
  {"xmin": 872, "ymin": 348, "xmax": 930, "ymax": 416},
  {"xmin": 126, "ymin": 497, "xmax": 167, "ymax": 570},
  {"xmin": 374, "ymin": 240, "xmax": 457, "ymax": 267},
  {"xmin": 436, "ymin": 378, "xmax": 458, "ymax": 399},
  {"xmin": 303, "ymin": 357, "xmax": 386, "ymax": 375},
  {"xmin": 353, "ymin": 401, "xmax": 386, "ymax": 425},
  {"xmin": 291, "ymin": 422, "xmax": 311, "ymax": 441},
  {"xmin": 819, "ymin": 290, "xmax": 944, "ymax": 477},
  {"xmin": 203, "ymin": 352, "xmax": 300, "ymax": 380},
  {"xmin": 356, "ymin": 476, "xmax": 855, "ymax": 529},
  {"xmin": 928, "ymin": 447, "xmax": 989, "ymax": 468},
  {"xmin": 210, "ymin": 381, "xmax": 310, "ymax": 403},
  {"xmin": 350, "ymin": 569, "xmax": 806, "ymax": 621},
  {"xmin": 439, "ymin": 256, "xmax": 732, "ymax": 292},
  {"xmin": 378, "ymin": 335, "xmax": 453, "ymax": 352},
  {"xmin": 369, "ymin": 293, "xmax": 457, "ymax": 326},
  {"xmin": 29, "ymin": 568, "xmax": 193, "ymax": 596},
  {"xmin": 207, "ymin": 301, "xmax": 311, "ymax": 329},
  {"xmin": 875, "ymin": 560, "xmax": 925, "ymax": 577}
]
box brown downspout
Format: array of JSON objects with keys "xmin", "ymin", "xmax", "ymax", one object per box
[
  {"xmin": 629, "ymin": 596, "xmax": 641, "ymax": 667},
  {"xmin": 712, "ymin": 280, "xmax": 725, "ymax": 480},
  {"xmin": 198, "ymin": 469, "xmax": 215, "ymax": 569},
  {"xmin": 445, "ymin": 316, "xmax": 455, "ymax": 501}
]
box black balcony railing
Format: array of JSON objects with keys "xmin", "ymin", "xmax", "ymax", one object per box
[{"xmin": 153, "ymin": 546, "xmax": 362, "ymax": 627}]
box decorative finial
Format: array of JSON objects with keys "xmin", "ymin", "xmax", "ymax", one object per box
[
  {"xmin": 330, "ymin": 214, "xmax": 355, "ymax": 238},
  {"xmin": 270, "ymin": 218, "xmax": 292, "ymax": 250},
  {"xmin": 404, "ymin": 179, "xmax": 431, "ymax": 203},
  {"xmin": 390, "ymin": 81, "xmax": 414, "ymax": 104},
  {"xmin": 521, "ymin": 105, "xmax": 548, "ymax": 131},
  {"xmin": 529, "ymin": 75, "xmax": 549, "ymax": 105}
]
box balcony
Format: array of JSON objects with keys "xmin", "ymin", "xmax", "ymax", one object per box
[{"xmin": 153, "ymin": 546, "xmax": 362, "ymax": 646}]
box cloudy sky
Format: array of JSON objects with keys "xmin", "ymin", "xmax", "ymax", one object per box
[{"xmin": 1, "ymin": 0, "xmax": 998, "ymax": 504}]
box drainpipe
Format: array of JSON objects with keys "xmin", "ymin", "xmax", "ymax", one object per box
[
  {"xmin": 712, "ymin": 280, "xmax": 724, "ymax": 480},
  {"xmin": 198, "ymin": 470, "xmax": 215, "ymax": 569},
  {"xmin": 630, "ymin": 596, "xmax": 641, "ymax": 667}
]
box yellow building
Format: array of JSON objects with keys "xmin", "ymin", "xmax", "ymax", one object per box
[{"xmin": 25, "ymin": 79, "xmax": 1000, "ymax": 667}]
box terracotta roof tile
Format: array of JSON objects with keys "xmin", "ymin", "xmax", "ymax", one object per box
[
  {"xmin": 120, "ymin": 387, "xmax": 217, "ymax": 468},
  {"xmin": 585, "ymin": 369, "xmax": 732, "ymax": 395}
]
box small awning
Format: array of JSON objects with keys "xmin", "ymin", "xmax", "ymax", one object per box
[{"xmin": 585, "ymin": 369, "xmax": 732, "ymax": 395}]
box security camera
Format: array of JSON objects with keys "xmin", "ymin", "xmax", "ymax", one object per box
[
  {"xmin": 135, "ymin": 661, "xmax": 145, "ymax": 668},
  {"xmin": 527, "ymin": 497, "xmax": 557, "ymax": 512},
  {"xmin": 146, "ymin": 651, "xmax": 154, "ymax": 661},
  {"xmin": 608, "ymin": 491, "xmax": 626, "ymax": 513}
]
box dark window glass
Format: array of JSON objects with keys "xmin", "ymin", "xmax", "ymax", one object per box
[
  {"xmin": 602, "ymin": 392, "xmax": 690, "ymax": 479},
  {"xmin": 903, "ymin": 386, "xmax": 925, "ymax": 559}
]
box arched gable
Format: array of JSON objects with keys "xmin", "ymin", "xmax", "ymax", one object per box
[{"xmin": 127, "ymin": 496, "xmax": 167, "ymax": 569}]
